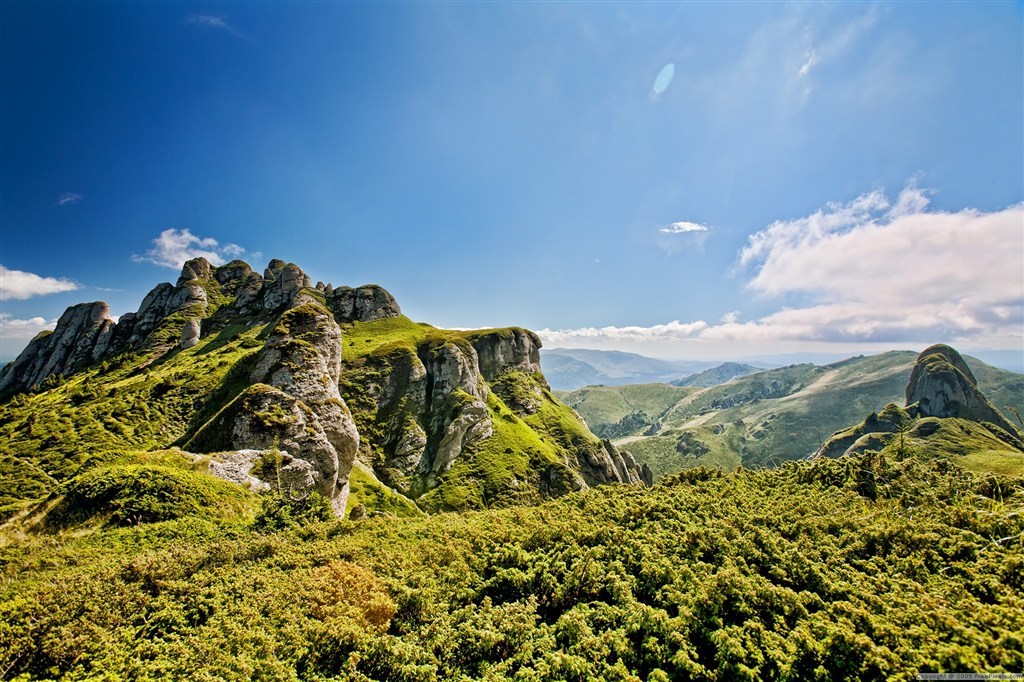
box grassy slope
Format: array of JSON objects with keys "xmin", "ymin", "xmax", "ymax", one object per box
[
  {"xmin": 0, "ymin": 323, "xmax": 266, "ymax": 519},
  {"xmin": 556, "ymin": 383, "xmax": 697, "ymax": 438},
  {"xmin": 563, "ymin": 352, "xmax": 1024, "ymax": 479},
  {"xmin": 1, "ymin": 452, "xmax": 1021, "ymax": 681}
]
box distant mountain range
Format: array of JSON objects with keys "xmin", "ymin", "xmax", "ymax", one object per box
[
  {"xmin": 542, "ymin": 348, "xmax": 728, "ymax": 390},
  {"xmin": 542, "ymin": 347, "xmax": 1023, "ymax": 391}
]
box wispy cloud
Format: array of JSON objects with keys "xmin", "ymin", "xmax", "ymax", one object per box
[
  {"xmin": 656, "ymin": 220, "xmax": 710, "ymax": 255},
  {"xmin": 186, "ymin": 14, "xmax": 242, "ymax": 37},
  {"xmin": 0, "ymin": 313, "xmax": 56, "ymax": 341},
  {"xmin": 660, "ymin": 221, "xmax": 709, "ymax": 235},
  {"xmin": 540, "ymin": 183, "xmax": 1024, "ymax": 354},
  {"xmin": 0, "ymin": 265, "xmax": 80, "ymax": 301},
  {"xmin": 57, "ymin": 193, "xmax": 82, "ymax": 206},
  {"xmin": 133, "ymin": 228, "xmax": 253, "ymax": 269}
]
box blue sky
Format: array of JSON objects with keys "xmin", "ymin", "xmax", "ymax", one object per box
[{"xmin": 2, "ymin": 2, "xmax": 1022, "ymax": 362}]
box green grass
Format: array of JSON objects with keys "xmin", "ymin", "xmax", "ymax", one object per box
[
  {"xmin": 340, "ymin": 315, "xmax": 440, "ymax": 362},
  {"xmin": 0, "ymin": 324, "xmax": 268, "ymax": 511},
  {"xmin": 346, "ymin": 463, "xmax": 423, "ymax": 518}
]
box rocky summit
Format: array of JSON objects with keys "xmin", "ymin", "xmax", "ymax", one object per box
[{"xmin": 0, "ymin": 257, "xmax": 647, "ymax": 517}]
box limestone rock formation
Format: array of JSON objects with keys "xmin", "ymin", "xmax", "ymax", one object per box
[
  {"xmin": 194, "ymin": 301, "xmax": 361, "ymax": 513},
  {"xmin": 0, "ymin": 257, "xmax": 409, "ymax": 398},
  {"xmin": 3, "ymin": 255, "xmax": 649, "ymax": 518},
  {"xmin": 180, "ymin": 318, "xmax": 201, "ymax": 349},
  {"xmin": 467, "ymin": 328, "xmax": 542, "ymax": 381},
  {"xmin": 905, "ymin": 344, "xmax": 1018, "ymax": 434},
  {"xmin": 0, "ymin": 302, "xmax": 114, "ymax": 393},
  {"xmin": 327, "ymin": 285, "xmax": 401, "ymax": 323},
  {"xmin": 816, "ymin": 344, "xmax": 1024, "ymax": 459}
]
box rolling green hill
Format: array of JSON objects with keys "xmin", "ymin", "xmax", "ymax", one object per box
[{"xmin": 558, "ymin": 351, "xmax": 1024, "ymax": 479}]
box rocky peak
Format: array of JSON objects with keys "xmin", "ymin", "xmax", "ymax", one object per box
[
  {"xmin": 816, "ymin": 343, "xmax": 1023, "ymax": 459},
  {"xmin": 327, "ymin": 285, "xmax": 401, "ymax": 323},
  {"xmin": 177, "ymin": 257, "xmax": 215, "ymax": 286},
  {"xmin": 906, "ymin": 344, "xmax": 1015, "ymax": 433},
  {"xmin": 215, "ymin": 259, "xmax": 254, "ymax": 286},
  {"xmin": 0, "ymin": 302, "xmax": 114, "ymax": 394},
  {"xmin": 467, "ymin": 328, "xmax": 542, "ymax": 382}
]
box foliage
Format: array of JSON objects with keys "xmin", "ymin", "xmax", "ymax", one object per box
[
  {"xmin": 1, "ymin": 453, "xmax": 1021, "ymax": 680},
  {"xmin": 46, "ymin": 463, "xmax": 255, "ymax": 528},
  {"xmin": 252, "ymin": 490, "xmax": 333, "ymax": 531}
]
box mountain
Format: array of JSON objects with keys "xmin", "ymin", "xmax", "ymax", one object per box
[
  {"xmin": 0, "ymin": 257, "xmax": 648, "ymax": 522},
  {"xmin": 671, "ymin": 361, "xmax": 763, "ymax": 387},
  {"xmin": 816, "ymin": 344, "xmax": 1024, "ymax": 475},
  {"xmin": 559, "ymin": 350, "xmax": 1024, "ymax": 480},
  {"xmin": 541, "ymin": 348, "xmax": 716, "ymax": 390}
]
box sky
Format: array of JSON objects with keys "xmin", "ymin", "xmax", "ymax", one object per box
[{"xmin": 2, "ymin": 1, "xmax": 1022, "ymax": 364}]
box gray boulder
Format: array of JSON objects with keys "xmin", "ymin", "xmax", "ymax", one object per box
[{"xmin": 327, "ymin": 285, "xmax": 401, "ymax": 323}]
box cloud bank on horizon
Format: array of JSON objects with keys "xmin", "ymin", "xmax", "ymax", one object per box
[{"xmin": 539, "ymin": 183, "xmax": 1024, "ymax": 355}]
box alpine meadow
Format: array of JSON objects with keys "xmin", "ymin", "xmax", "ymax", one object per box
[{"xmin": 2, "ymin": 3, "xmax": 1023, "ymax": 681}]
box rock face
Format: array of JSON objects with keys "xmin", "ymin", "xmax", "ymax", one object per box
[
  {"xmin": 417, "ymin": 339, "xmax": 493, "ymax": 491},
  {"xmin": 180, "ymin": 319, "xmax": 201, "ymax": 349},
  {"xmin": 0, "ymin": 302, "xmax": 114, "ymax": 393},
  {"xmin": 467, "ymin": 328, "xmax": 542, "ymax": 381},
  {"xmin": 187, "ymin": 300, "xmax": 361, "ymax": 514},
  {"xmin": 327, "ymin": 285, "xmax": 401, "ymax": 323},
  {"xmin": 0, "ymin": 257, "xmax": 403, "ymax": 397},
  {"xmin": 905, "ymin": 344, "xmax": 1017, "ymax": 434},
  {"xmin": 816, "ymin": 343, "xmax": 1024, "ymax": 459}
]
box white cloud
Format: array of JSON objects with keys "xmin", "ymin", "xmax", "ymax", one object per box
[
  {"xmin": 0, "ymin": 265, "xmax": 80, "ymax": 301},
  {"xmin": 660, "ymin": 221, "xmax": 709, "ymax": 234},
  {"xmin": 0, "ymin": 313, "xmax": 56, "ymax": 341},
  {"xmin": 187, "ymin": 14, "xmax": 242, "ymax": 37},
  {"xmin": 538, "ymin": 319, "xmax": 707, "ymax": 346},
  {"xmin": 57, "ymin": 193, "xmax": 82, "ymax": 206},
  {"xmin": 656, "ymin": 220, "xmax": 711, "ymax": 255},
  {"xmin": 133, "ymin": 228, "xmax": 255, "ymax": 269},
  {"xmin": 541, "ymin": 183, "xmax": 1024, "ymax": 356},
  {"xmin": 798, "ymin": 49, "xmax": 818, "ymax": 79}
]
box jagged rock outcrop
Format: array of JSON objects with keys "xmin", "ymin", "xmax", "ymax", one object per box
[
  {"xmin": 180, "ymin": 318, "xmax": 201, "ymax": 349},
  {"xmin": 415, "ymin": 339, "xmax": 493, "ymax": 491},
  {"xmin": 1, "ymin": 257, "xmax": 403, "ymax": 397},
  {"xmin": 467, "ymin": 328, "xmax": 542, "ymax": 381},
  {"xmin": 905, "ymin": 344, "xmax": 1019, "ymax": 434},
  {"xmin": 816, "ymin": 344, "xmax": 1024, "ymax": 459},
  {"xmin": 186, "ymin": 384, "xmax": 334, "ymax": 498},
  {"xmin": 4, "ymin": 254, "xmax": 648, "ymax": 517},
  {"xmin": 190, "ymin": 301, "xmax": 361, "ymax": 513},
  {"xmin": 0, "ymin": 302, "xmax": 114, "ymax": 393},
  {"xmin": 327, "ymin": 285, "xmax": 401, "ymax": 323}
]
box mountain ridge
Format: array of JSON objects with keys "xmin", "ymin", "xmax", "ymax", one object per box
[{"xmin": 0, "ymin": 257, "xmax": 648, "ymax": 521}]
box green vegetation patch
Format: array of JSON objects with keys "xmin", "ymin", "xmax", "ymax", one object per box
[
  {"xmin": 346, "ymin": 463, "xmax": 422, "ymax": 518},
  {"xmin": 46, "ymin": 463, "xmax": 256, "ymax": 528},
  {"xmin": 1, "ymin": 452, "xmax": 1021, "ymax": 680}
]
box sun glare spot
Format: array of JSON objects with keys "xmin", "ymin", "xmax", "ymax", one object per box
[{"xmin": 650, "ymin": 63, "xmax": 675, "ymax": 101}]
